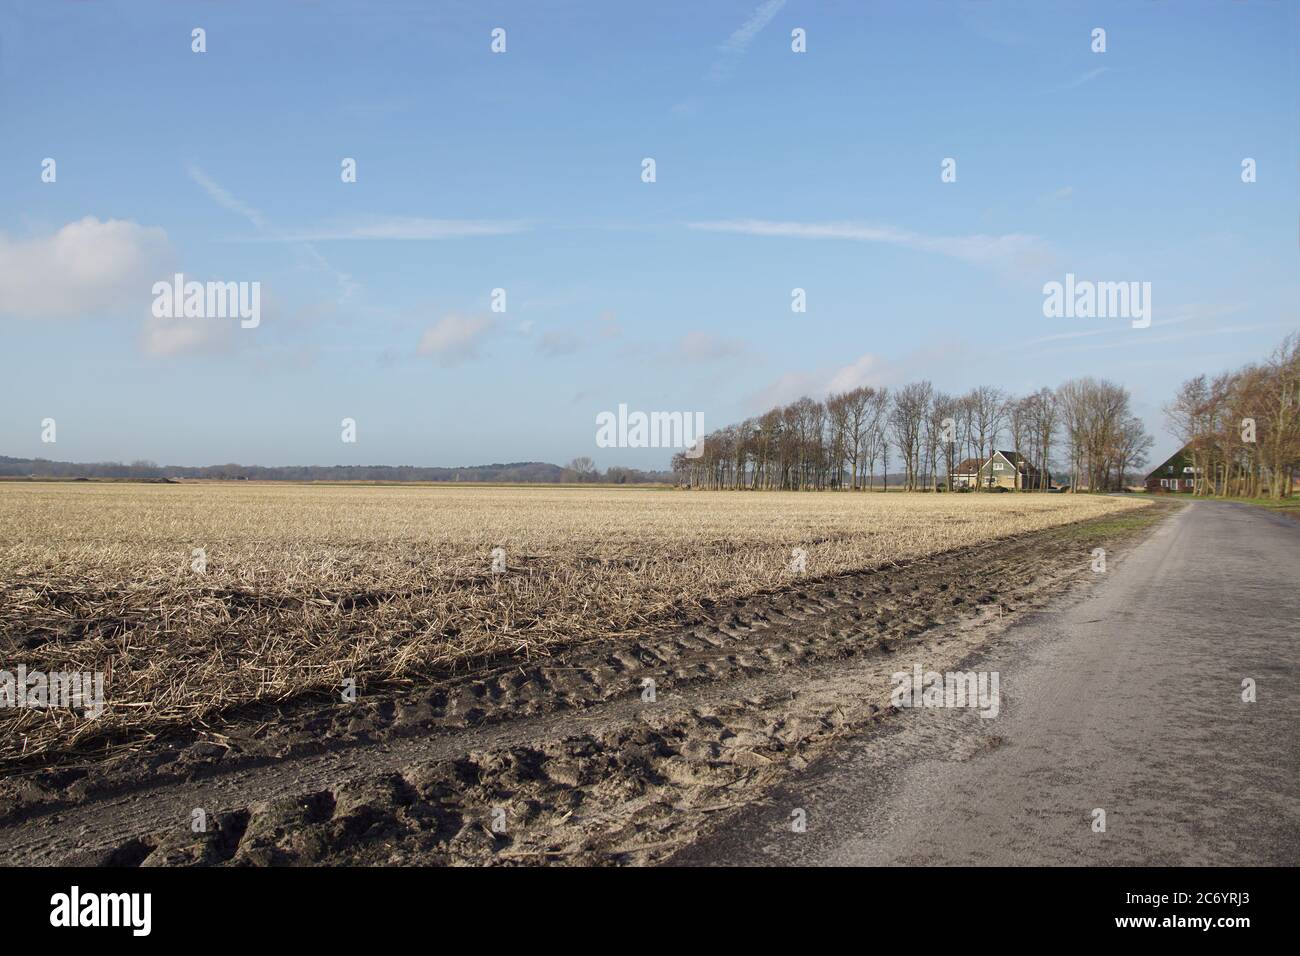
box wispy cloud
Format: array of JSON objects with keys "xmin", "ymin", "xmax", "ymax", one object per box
[
  {"xmin": 687, "ymin": 219, "xmax": 1054, "ymax": 278},
  {"xmin": 674, "ymin": 0, "xmax": 787, "ymax": 109},
  {"xmin": 671, "ymin": 330, "xmax": 747, "ymax": 364},
  {"xmin": 187, "ymin": 165, "xmax": 271, "ymax": 231},
  {"xmin": 1004, "ymin": 303, "xmax": 1250, "ymax": 353},
  {"xmin": 1026, "ymin": 322, "xmax": 1291, "ymax": 359},
  {"xmin": 707, "ymin": 0, "xmax": 786, "ymax": 82},
  {"xmin": 536, "ymin": 327, "xmax": 583, "ymax": 357},
  {"xmin": 188, "ymin": 163, "xmax": 358, "ymax": 300},
  {"xmin": 1045, "ymin": 66, "xmax": 1110, "ymax": 94},
  {"xmin": 533, "ymin": 310, "xmax": 622, "ymax": 358},
  {"xmin": 191, "ymin": 165, "xmax": 528, "ymax": 244},
  {"xmin": 247, "ymin": 218, "xmax": 532, "ymax": 242}
]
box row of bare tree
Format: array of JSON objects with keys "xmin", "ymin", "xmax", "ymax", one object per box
[
  {"xmin": 1165, "ymin": 333, "xmax": 1300, "ymax": 498},
  {"xmin": 673, "ymin": 378, "xmax": 1152, "ymax": 492}
]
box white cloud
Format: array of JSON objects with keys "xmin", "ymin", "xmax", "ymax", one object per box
[
  {"xmin": 139, "ymin": 280, "xmax": 289, "ymax": 357},
  {"xmin": 825, "ymin": 353, "xmax": 891, "ymax": 392},
  {"xmin": 749, "ymin": 352, "xmax": 893, "ymax": 409},
  {"xmin": 140, "ymin": 314, "xmax": 235, "ymax": 356},
  {"xmin": 0, "ymin": 213, "xmax": 264, "ymax": 357},
  {"xmin": 417, "ymin": 313, "xmax": 495, "ymax": 366},
  {"xmin": 687, "ymin": 219, "xmax": 1054, "ymax": 278},
  {"xmin": 0, "ymin": 217, "xmax": 170, "ymax": 320}
]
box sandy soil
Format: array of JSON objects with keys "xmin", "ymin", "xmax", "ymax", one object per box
[
  {"xmin": 670, "ymin": 500, "xmax": 1299, "ymax": 866},
  {"xmin": 0, "ymin": 507, "xmax": 1170, "ymax": 866}
]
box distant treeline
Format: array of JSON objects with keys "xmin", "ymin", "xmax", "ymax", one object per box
[
  {"xmin": 1166, "ymin": 332, "xmax": 1300, "ymax": 499},
  {"xmin": 671, "ymin": 377, "xmax": 1153, "ymax": 493},
  {"xmin": 0, "ymin": 456, "xmax": 673, "ymax": 485}
]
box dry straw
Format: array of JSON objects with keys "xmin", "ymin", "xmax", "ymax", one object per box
[{"xmin": 0, "ymin": 482, "xmax": 1146, "ymax": 765}]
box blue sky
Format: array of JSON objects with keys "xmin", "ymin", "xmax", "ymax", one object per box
[{"xmin": 1, "ymin": 0, "xmax": 1296, "ymax": 470}]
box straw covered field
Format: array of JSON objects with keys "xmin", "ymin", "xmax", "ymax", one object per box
[{"xmin": 0, "ymin": 481, "xmax": 1148, "ymax": 766}]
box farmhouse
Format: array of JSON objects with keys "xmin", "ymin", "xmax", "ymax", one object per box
[
  {"xmin": 1144, "ymin": 446, "xmax": 1198, "ymax": 493},
  {"xmin": 950, "ymin": 451, "xmax": 1050, "ymax": 490},
  {"xmin": 950, "ymin": 458, "xmax": 984, "ymax": 489},
  {"xmin": 981, "ymin": 450, "xmax": 1050, "ymax": 490}
]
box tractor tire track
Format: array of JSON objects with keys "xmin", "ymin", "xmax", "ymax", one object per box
[{"xmin": 0, "ymin": 509, "xmax": 1169, "ymax": 866}]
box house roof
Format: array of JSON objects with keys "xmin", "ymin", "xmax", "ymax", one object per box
[
  {"xmin": 953, "ymin": 451, "xmax": 1050, "ymax": 480},
  {"xmin": 1144, "ymin": 445, "xmax": 1194, "ymax": 482},
  {"xmin": 984, "ymin": 450, "xmax": 1046, "ymax": 476}
]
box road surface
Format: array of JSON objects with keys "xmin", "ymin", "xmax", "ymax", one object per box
[{"xmin": 670, "ymin": 501, "xmax": 1299, "ymax": 866}]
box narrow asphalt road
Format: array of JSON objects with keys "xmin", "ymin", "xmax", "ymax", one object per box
[{"xmin": 671, "ymin": 501, "xmax": 1299, "ymax": 866}]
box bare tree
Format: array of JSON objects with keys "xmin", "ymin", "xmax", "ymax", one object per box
[
  {"xmin": 889, "ymin": 382, "xmax": 932, "ymax": 491},
  {"xmin": 826, "ymin": 391, "xmax": 852, "ymax": 489},
  {"xmin": 1165, "ymin": 334, "xmax": 1300, "ymax": 499},
  {"xmin": 1025, "ymin": 387, "xmax": 1058, "ymax": 490},
  {"xmin": 969, "ymin": 386, "xmax": 1008, "ymax": 490},
  {"xmin": 842, "ymin": 386, "xmax": 873, "ymax": 490},
  {"xmin": 1112, "ymin": 415, "xmax": 1154, "ymax": 489},
  {"xmin": 862, "ymin": 387, "xmax": 890, "ymax": 490},
  {"xmin": 1057, "ymin": 378, "xmax": 1138, "ymax": 491},
  {"xmin": 564, "ymin": 457, "xmax": 598, "ymax": 481},
  {"xmin": 928, "ymin": 392, "xmax": 959, "ymax": 491}
]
